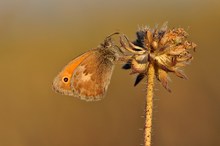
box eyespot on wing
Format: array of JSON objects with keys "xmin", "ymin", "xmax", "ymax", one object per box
[{"xmin": 52, "ymin": 51, "xmax": 92, "ymax": 96}]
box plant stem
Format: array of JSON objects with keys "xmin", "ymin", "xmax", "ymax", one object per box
[{"xmin": 145, "ymin": 63, "xmax": 155, "ymax": 146}]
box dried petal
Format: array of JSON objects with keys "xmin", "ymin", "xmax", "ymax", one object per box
[
  {"xmin": 184, "ymin": 41, "xmax": 197, "ymax": 51},
  {"xmin": 134, "ymin": 73, "xmax": 145, "ymax": 86},
  {"xmin": 160, "ymin": 21, "xmax": 168, "ymax": 33},
  {"xmin": 157, "ymin": 69, "xmax": 171, "ymax": 92},
  {"xmin": 146, "ymin": 30, "xmax": 153, "ymax": 46},
  {"xmin": 175, "ymin": 62, "xmax": 188, "ymax": 67},
  {"xmin": 131, "ymin": 59, "xmax": 148, "ymax": 74},
  {"xmin": 174, "ymin": 70, "xmax": 188, "ymax": 79},
  {"xmin": 152, "ymin": 41, "xmax": 158, "ymax": 50},
  {"xmin": 176, "ymin": 53, "xmax": 193, "ymax": 62},
  {"xmin": 168, "ymin": 45, "xmax": 186, "ymax": 55},
  {"xmin": 122, "ymin": 60, "xmax": 132, "ymax": 70},
  {"xmin": 160, "ymin": 34, "xmax": 169, "ymax": 46}
]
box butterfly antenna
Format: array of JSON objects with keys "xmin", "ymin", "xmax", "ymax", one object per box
[
  {"xmin": 103, "ymin": 32, "xmax": 121, "ymax": 47},
  {"xmin": 106, "ymin": 32, "xmax": 120, "ymax": 39}
]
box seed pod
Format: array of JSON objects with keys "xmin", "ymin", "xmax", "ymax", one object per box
[
  {"xmin": 146, "ymin": 30, "xmax": 153, "ymax": 47},
  {"xmin": 152, "ymin": 41, "xmax": 158, "ymax": 50},
  {"xmin": 160, "ymin": 34, "xmax": 169, "ymax": 45}
]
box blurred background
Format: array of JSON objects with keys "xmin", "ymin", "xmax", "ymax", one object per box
[{"xmin": 0, "ymin": 0, "xmax": 220, "ymax": 146}]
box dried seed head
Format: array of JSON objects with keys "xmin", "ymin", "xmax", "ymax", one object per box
[{"xmin": 121, "ymin": 22, "xmax": 197, "ymax": 91}]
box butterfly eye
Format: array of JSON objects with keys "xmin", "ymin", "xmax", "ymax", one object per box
[{"xmin": 62, "ymin": 77, "xmax": 69, "ymax": 83}]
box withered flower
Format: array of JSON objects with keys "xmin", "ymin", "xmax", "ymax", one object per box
[{"xmin": 120, "ymin": 23, "xmax": 197, "ymax": 92}]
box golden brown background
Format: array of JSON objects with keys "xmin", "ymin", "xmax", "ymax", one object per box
[{"xmin": 0, "ymin": 0, "xmax": 220, "ymax": 146}]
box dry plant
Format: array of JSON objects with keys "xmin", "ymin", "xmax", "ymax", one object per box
[{"xmin": 120, "ymin": 22, "xmax": 197, "ymax": 146}]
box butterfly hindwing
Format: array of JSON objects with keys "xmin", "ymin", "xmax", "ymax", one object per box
[{"xmin": 71, "ymin": 50, "xmax": 115, "ymax": 101}]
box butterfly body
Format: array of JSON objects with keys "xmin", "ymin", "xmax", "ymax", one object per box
[{"xmin": 52, "ymin": 35, "xmax": 121, "ymax": 101}]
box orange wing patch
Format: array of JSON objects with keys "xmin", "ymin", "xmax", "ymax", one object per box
[{"xmin": 52, "ymin": 51, "xmax": 92, "ymax": 95}]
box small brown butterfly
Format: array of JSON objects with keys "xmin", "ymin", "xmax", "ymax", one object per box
[{"xmin": 52, "ymin": 32, "xmax": 124, "ymax": 101}]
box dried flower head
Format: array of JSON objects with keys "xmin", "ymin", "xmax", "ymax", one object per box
[{"xmin": 120, "ymin": 22, "xmax": 197, "ymax": 92}]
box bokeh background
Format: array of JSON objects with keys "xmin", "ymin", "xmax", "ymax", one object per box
[{"xmin": 0, "ymin": 0, "xmax": 220, "ymax": 146}]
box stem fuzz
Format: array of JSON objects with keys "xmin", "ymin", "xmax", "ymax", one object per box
[{"xmin": 145, "ymin": 63, "xmax": 155, "ymax": 146}]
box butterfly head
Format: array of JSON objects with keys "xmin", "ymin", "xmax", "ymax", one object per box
[{"xmin": 101, "ymin": 32, "xmax": 120, "ymax": 48}]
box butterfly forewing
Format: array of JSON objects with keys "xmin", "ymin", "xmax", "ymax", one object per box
[{"xmin": 52, "ymin": 51, "xmax": 91, "ymax": 96}]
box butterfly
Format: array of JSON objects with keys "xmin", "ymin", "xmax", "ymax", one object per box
[{"xmin": 52, "ymin": 32, "xmax": 125, "ymax": 101}]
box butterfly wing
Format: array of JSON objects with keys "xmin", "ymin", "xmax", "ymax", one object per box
[
  {"xmin": 52, "ymin": 51, "xmax": 91, "ymax": 96},
  {"xmin": 71, "ymin": 50, "xmax": 115, "ymax": 101}
]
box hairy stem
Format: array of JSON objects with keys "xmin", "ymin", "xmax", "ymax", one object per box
[{"xmin": 145, "ymin": 63, "xmax": 155, "ymax": 146}]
